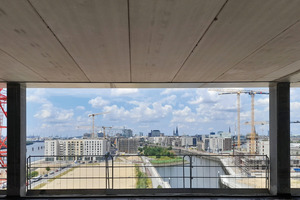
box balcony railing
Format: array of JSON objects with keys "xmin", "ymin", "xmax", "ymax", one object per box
[{"xmin": 26, "ymin": 154, "xmax": 269, "ymax": 195}]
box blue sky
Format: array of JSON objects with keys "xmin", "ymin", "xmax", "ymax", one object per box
[{"xmin": 24, "ymin": 88, "xmax": 300, "ymax": 138}]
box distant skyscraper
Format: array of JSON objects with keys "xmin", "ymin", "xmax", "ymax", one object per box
[{"xmin": 176, "ymin": 126, "xmax": 179, "ymax": 136}]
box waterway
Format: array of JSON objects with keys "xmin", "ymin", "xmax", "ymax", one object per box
[{"xmin": 156, "ymin": 156, "xmax": 225, "ymax": 188}]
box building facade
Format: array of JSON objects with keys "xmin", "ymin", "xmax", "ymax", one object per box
[{"xmin": 45, "ymin": 138, "xmax": 108, "ymax": 161}]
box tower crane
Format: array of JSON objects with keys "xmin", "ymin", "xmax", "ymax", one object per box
[
  {"xmin": 243, "ymin": 90, "xmax": 269, "ymax": 154},
  {"xmin": 88, "ymin": 112, "xmax": 109, "ymax": 138},
  {"xmin": 244, "ymin": 121, "xmax": 269, "ymax": 125},
  {"xmin": 210, "ymin": 89, "xmax": 248, "ymax": 150},
  {"xmin": 102, "ymin": 126, "xmax": 112, "ymax": 138}
]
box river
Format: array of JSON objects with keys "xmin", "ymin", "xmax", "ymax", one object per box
[{"xmin": 156, "ymin": 156, "xmax": 225, "ymax": 188}]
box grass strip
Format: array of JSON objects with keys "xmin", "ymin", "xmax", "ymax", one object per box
[
  {"xmin": 135, "ymin": 165, "xmax": 152, "ymax": 189},
  {"xmin": 150, "ymin": 157, "xmax": 183, "ymax": 164}
]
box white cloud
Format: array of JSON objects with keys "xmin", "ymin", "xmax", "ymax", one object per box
[
  {"xmin": 34, "ymin": 109, "xmax": 51, "ymax": 119},
  {"xmin": 34, "ymin": 103, "xmax": 74, "ymax": 121},
  {"xmin": 76, "ymin": 106, "xmax": 85, "ymax": 110},
  {"xmin": 291, "ymin": 102, "xmax": 300, "ymax": 110},
  {"xmin": 27, "ymin": 88, "xmax": 48, "ymax": 104},
  {"xmin": 111, "ymin": 89, "xmax": 138, "ymax": 96},
  {"xmin": 256, "ymin": 98, "xmax": 269, "ymax": 105},
  {"xmin": 160, "ymin": 95, "xmax": 177, "ymax": 105},
  {"xmin": 188, "ymin": 97, "xmax": 203, "ymax": 104},
  {"xmin": 160, "ymin": 89, "xmax": 186, "ymax": 95},
  {"xmin": 88, "ymin": 97, "xmax": 109, "ymax": 108},
  {"xmin": 103, "ymin": 101, "xmax": 172, "ymax": 123},
  {"xmin": 172, "ymin": 106, "xmax": 196, "ymax": 123}
]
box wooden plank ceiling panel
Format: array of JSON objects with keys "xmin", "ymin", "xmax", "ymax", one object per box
[
  {"xmin": 0, "ymin": 50, "xmax": 45, "ymax": 81},
  {"xmin": 174, "ymin": 0, "xmax": 300, "ymax": 82},
  {"xmin": 31, "ymin": 0, "xmax": 130, "ymax": 82},
  {"xmin": 0, "ymin": 1, "xmax": 89, "ymax": 82},
  {"xmin": 218, "ymin": 21, "xmax": 300, "ymax": 82},
  {"xmin": 130, "ymin": 0, "xmax": 226, "ymax": 82}
]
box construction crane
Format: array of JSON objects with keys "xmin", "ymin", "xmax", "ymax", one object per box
[
  {"xmin": 88, "ymin": 112, "xmax": 109, "ymax": 138},
  {"xmin": 0, "ymin": 88, "xmax": 6, "ymax": 175},
  {"xmin": 244, "ymin": 121, "xmax": 269, "ymax": 125},
  {"xmin": 102, "ymin": 126, "xmax": 112, "ymax": 138},
  {"xmin": 210, "ymin": 89, "xmax": 247, "ymax": 150},
  {"xmin": 243, "ymin": 90, "xmax": 269, "ymax": 154}
]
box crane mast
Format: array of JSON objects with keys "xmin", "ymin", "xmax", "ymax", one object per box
[
  {"xmin": 211, "ymin": 89, "xmax": 245, "ymax": 150},
  {"xmin": 244, "ymin": 90, "xmax": 269, "ymax": 154},
  {"xmin": 211, "ymin": 89, "xmax": 268, "ymax": 154},
  {"xmin": 88, "ymin": 112, "xmax": 109, "ymax": 138}
]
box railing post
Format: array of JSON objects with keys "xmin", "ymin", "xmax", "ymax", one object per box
[
  {"xmin": 26, "ymin": 157, "xmax": 28, "ymax": 191},
  {"xmin": 111, "ymin": 155, "xmax": 114, "ymax": 189},
  {"xmin": 183, "ymin": 155, "xmax": 185, "ymax": 188},
  {"xmin": 29, "ymin": 156, "xmax": 31, "ymax": 190},
  {"xmin": 190, "ymin": 155, "xmax": 192, "ymax": 188}
]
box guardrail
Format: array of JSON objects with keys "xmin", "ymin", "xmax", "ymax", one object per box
[{"xmin": 26, "ymin": 154, "xmax": 269, "ymax": 192}]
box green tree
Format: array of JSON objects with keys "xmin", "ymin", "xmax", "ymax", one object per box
[
  {"xmin": 28, "ymin": 171, "xmax": 38, "ymax": 178},
  {"xmin": 46, "ymin": 167, "xmax": 50, "ymax": 172}
]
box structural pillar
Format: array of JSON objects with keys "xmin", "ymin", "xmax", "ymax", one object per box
[
  {"xmin": 7, "ymin": 83, "xmax": 26, "ymax": 197},
  {"xmin": 269, "ymin": 82, "xmax": 290, "ymax": 196}
]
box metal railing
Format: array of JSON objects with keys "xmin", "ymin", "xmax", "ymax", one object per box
[
  {"xmin": 0, "ymin": 155, "xmax": 6, "ymax": 191},
  {"xmin": 291, "ymin": 155, "xmax": 300, "ymax": 188},
  {"xmin": 26, "ymin": 154, "xmax": 269, "ymax": 191}
]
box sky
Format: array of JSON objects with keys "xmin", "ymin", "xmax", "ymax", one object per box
[{"xmin": 23, "ymin": 88, "xmax": 300, "ymax": 138}]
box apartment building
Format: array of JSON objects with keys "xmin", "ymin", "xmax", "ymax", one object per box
[{"xmin": 45, "ymin": 138, "xmax": 107, "ymax": 161}]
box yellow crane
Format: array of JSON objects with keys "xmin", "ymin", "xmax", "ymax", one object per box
[
  {"xmin": 88, "ymin": 112, "xmax": 109, "ymax": 138},
  {"xmin": 210, "ymin": 89, "xmax": 247, "ymax": 150},
  {"xmin": 243, "ymin": 90, "xmax": 268, "ymax": 154},
  {"xmin": 211, "ymin": 89, "xmax": 268, "ymax": 154}
]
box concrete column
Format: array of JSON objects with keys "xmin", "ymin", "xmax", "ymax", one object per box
[
  {"xmin": 7, "ymin": 83, "xmax": 26, "ymax": 197},
  {"xmin": 269, "ymin": 82, "xmax": 290, "ymax": 196}
]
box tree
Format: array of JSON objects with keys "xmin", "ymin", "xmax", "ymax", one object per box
[{"xmin": 46, "ymin": 167, "xmax": 50, "ymax": 172}]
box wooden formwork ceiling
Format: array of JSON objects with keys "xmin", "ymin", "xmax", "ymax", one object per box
[{"xmin": 0, "ymin": 0, "xmax": 300, "ymax": 87}]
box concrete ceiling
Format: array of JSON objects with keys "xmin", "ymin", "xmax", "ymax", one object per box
[{"xmin": 1, "ymin": 0, "xmax": 300, "ymax": 87}]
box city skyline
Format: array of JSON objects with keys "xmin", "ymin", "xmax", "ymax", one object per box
[{"xmin": 25, "ymin": 88, "xmax": 300, "ymax": 138}]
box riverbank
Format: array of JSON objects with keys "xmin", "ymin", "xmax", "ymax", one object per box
[{"xmin": 141, "ymin": 156, "xmax": 171, "ymax": 189}]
